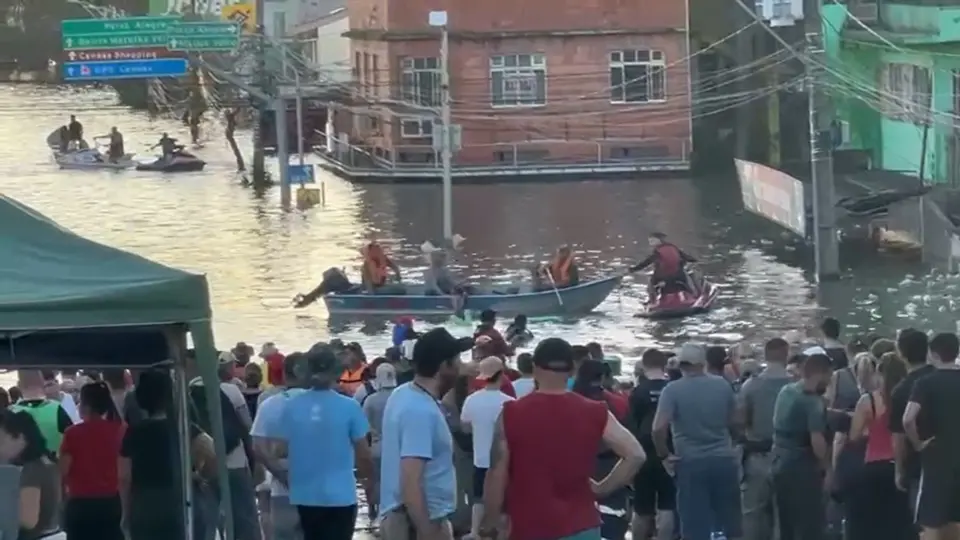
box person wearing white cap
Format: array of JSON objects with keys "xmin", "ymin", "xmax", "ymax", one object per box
[
  {"xmin": 652, "ymin": 343, "xmax": 742, "ymax": 540},
  {"xmin": 460, "ymin": 357, "xmax": 515, "ymax": 539}
]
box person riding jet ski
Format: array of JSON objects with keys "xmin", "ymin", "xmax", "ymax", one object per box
[
  {"xmin": 152, "ymin": 133, "xmax": 181, "ymax": 160},
  {"xmin": 628, "ymin": 232, "xmax": 698, "ymax": 303}
]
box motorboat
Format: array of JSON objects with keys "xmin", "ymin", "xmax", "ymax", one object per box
[
  {"xmin": 136, "ymin": 150, "xmax": 206, "ymax": 173},
  {"xmin": 635, "ymin": 272, "xmax": 719, "ymax": 320},
  {"xmin": 294, "ymin": 268, "xmax": 622, "ymax": 317},
  {"xmin": 56, "ymin": 148, "xmax": 135, "ymax": 170}
]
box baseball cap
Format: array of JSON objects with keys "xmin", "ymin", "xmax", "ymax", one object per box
[
  {"xmin": 217, "ymin": 351, "xmax": 238, "ymax": 366},
  {"xmin": 299, "ymin": 344, "xmax": 341, "ymax": 384},
  {"xmin": 676, "ymin": 343, "xmax": 707, "ymax": 366},
  {"xmin": 374, "ymin": 363, "xmax": 398, "ymax": 389},
  {"xmin": 476, "ymin": 357, "xmax": 504, "ymax": 381},
  {"xmin": 412, "ymin": 328, "xmax": 474, "ymax": 370},
  {"xmin": 803, "ymin": 345, "xmax": 828, "ymax": 357},
  {"xmin": 532, "ymin": 337, "xmax": 575, "ymax": 372},
  {"xmin": 259, "ymin": 342, "xmax": 279, "ymax": 358}
]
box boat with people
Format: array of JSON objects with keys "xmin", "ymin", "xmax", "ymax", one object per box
[
  {"xmin": 635, "ymin": 270, "xmax": 719, "ymax": 319},
  {"xmin": 55, "ymin": 147, "xmax": 136, "ymax": 170},
  {"xmin": 293, "ymin": 240, "xmax": 621, "ymax": 318}
]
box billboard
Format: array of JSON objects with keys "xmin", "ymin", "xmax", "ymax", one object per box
[{"xmin": 735, "ymin": 159, "xmax": 806, "ymax": 237}]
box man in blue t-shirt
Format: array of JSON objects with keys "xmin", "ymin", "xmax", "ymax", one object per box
[
  {"xmin": 274, "ymin": 345, "xmax": 372, "ymax": 540},
  {"xmin": 379, "ymin": 328, "xmax": 473, "ymax": 540}
]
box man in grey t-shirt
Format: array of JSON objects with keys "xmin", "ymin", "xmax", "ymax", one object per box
[
  {"xmin": 738, "ymin": 338, "xmax": 794, "ymax": 540},
  {"xmin": 653, "ymin": 343, "xmax": 742, "ymax": 540},
  {"xmin": 362, "ymin": 363, "xmax": 397, "ymax": 519}
]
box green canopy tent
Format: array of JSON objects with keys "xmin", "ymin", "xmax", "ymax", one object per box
[{"xmin": 0, "ymin": 194, "xmax": 234, "ymax": 540}]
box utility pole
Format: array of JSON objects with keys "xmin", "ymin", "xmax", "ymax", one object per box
[
  {"xmin": 277, "ymin": 96, "xmax": 291, "ymax": 206},
  {"xmin": 251, "ymin": 0, "xmax": 267, "ymax": 187},
  {"xmin": 804, "ymin": 0, "xmax": 840, "ymax": 280},
  {"xmin": 295, "ymin": 70, "xmax": 305, "ymax": 168},
  {"xmin": 429, "ymin": 11, "xmax": 453, "ymax": 242}
]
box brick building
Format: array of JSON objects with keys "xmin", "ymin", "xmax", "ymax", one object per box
[{"xmin": 340, "ymin": 0, "xmax": 692, "ymax": 174}]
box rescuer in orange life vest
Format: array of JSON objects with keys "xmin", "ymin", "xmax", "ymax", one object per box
[
  {"xmin": 537, "ymin": 245, "xmax": 580, "ymax": 289},
  {"xmin": 360, "ymin": 241, "xmax": 402, "ymax": 293},
  {"xmin": 629, "ymin": 232, "xmax": 697, "ymax": 302}
]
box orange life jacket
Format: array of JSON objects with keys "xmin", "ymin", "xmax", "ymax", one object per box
[
  {"xmin": 362, "ymin": 243, "xmax": 389, "ymax": 286},
  {"xmin": 549, "ymin": 254, "xmax": 574, "ymax": 286},
  {"xmin": 340, "ymin": 364, "xmax": 367, "ymax": 394}
]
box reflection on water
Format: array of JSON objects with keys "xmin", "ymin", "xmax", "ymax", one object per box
[{"xmin": 0, "ymin": 84, "xmax": 958, "ymax": 369}]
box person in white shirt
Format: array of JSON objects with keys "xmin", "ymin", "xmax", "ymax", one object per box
[
  {"xmin": 512, "ymin": 353, "xmax": 536, "ymax": 398},
  {"xmin": 460, "ymin": 357, "xmax": 515, "ymax": 538}
]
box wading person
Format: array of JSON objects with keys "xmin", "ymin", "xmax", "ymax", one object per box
[
  {"xmin": 379, "ymin": 328, "xmax": 472, "ymax": 540},
  {"xmin": 479, "ymin": 338, "xmax": 644, "ymax": 540},
  {"xmin": 888, "ymin": 328, "xmax": 932, "ymax": 513},
  {"xmin": 273, "ymin": 345, "xmax": 372, "ymax": 540},
  {"xmin": 903, "ymin": 332, "xmax": 960, "ymax": 540},
  {"xmin": 60, "ymin": 381, "xmax": 125, "ymax": 540},
  {"xmin": 771, "ymin": 352, "xmax": 834, "ymax": 540},
  {"xmin": 738, "ymin": 337, "xmax": 793, "ymax": 540},
  {"xmin": 652, "ymin": 343, "xmax": 742, "ymax": 540}
]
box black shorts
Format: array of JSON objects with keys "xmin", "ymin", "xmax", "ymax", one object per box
[
  {"xmin": 917, "ymin": 462, "xmax": 960, "ymax": 528},
  {"xmin": 297, "ymin": 504, "xmax": 357, "ymax": 540},
  {"xmin": 473, "ymin": 466, "xmax": 489, "ymax": 499},
  {"xmin": 633, "ymin": 458, "xmax": 676, "ymax": 515}
]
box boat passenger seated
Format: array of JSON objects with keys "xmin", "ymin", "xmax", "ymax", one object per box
[
  {"xmin": 422, "ymin": 243, "xmax": 471, "ymax": 295},
  {"xmin": 534, "ymin": 245, "xmax": 579, "ymax": 291},
  {"xmin": 360, "ymin": 241, "xmax": 402, "ymax": 294},
  {"xmin": 629, "ymin": 232, "xmax": 697, "ymax": 302}
]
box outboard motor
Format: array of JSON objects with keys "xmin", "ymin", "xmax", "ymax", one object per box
[{"xmin": 319, "ymin": 267, "xmax": 351, "ymax": 294}]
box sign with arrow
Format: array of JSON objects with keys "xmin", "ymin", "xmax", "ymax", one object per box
[{"xmin": 60, "ymin": 15, "xmax": 241, "ymax": 81}]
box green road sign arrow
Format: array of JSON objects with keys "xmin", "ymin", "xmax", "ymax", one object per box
[{"xmin": 168, "ymin": 36, "xmax": 238, "ymax": 51}]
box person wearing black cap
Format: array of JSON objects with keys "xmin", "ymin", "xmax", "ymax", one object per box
[
  {"xmin": 628, "ymin": 232, "xmax": 697, "ymax": 303},
  {"xmin": 379, "ymin": 328, "xmax": 474, "ymax": 540},
  {"xmin": 273, "ymin": 344, "xmax": 373, "ymax": 540},
  {"xmin": 479, "ymin": 338, "xmax": 645, "ymax": 540}
]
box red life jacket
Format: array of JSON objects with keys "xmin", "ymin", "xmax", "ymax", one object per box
[
  {"xmin": 502, "ymin": 392, "xmax": 606, "ymax": 540},
  {"xmin": 654, "ymin": 243, "xmax": 682, "ymax": 276}
]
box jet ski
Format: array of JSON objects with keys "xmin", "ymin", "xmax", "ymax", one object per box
[
  {"xmin": 136, "ymin": 149, "xmax": 206, "ymax": 172},
  {"xmin": 56, "ymin": 148, "xmax": 135, "ymax": 170},
  {"xmin": 635, "ymin": 271, "xmax": 719, "ymax": 320}
]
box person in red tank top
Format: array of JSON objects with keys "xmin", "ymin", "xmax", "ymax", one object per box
[
  {"xmin": 844, "ymin": 352, "xmax": 914, "ymax": 540},
  {"xmin": 478, "ymin": 338, "xmax": 645, "ymax": 540}
]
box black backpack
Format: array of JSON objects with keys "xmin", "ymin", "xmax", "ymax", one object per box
[{"xmin": 188, "ymin": 385, "xmax": 245, "ymax": 453}]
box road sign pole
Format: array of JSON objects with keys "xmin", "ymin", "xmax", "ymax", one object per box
[{"xmin": 277, "ymin": 97, "xmax": 291, "ymax": 207}]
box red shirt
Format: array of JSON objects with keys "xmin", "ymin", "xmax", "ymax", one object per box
[
  {"xmin": 265, "ymin": 352, "xmax": 285, "ymax": 386},
  {"xmin": 61, "ymin": 417, "xmax": 125, "ymax": 498},
  {"xmin": 502, "ymin": 392, "xmax": 607, "ymax": 540},
  {"xmin": 469, "ymin": 376, "xmax": 516, "ymax": 397},
  {"xmin": 604, "ymin": 390, "xmax": 629, "ymax": 420}
]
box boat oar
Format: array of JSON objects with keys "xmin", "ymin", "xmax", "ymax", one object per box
[{"xmin": 546, "ymin": 270, "xmax": 565, "ymax": 307}]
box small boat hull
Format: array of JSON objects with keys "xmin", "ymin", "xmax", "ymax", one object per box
[
  {"xmin": 136, "ymin": 158, "xmax": 206, "ymax": 172},
  {"xmin": 322, "ymin": 276, "xmax": 621, "ymax": 317},
  {"xmin": 55, "ymin": 150, "xmax": 135, "ymax": 170},
  {"xmin": 635, "ymin": 280, "xmax": 719, "ymax": 320}
]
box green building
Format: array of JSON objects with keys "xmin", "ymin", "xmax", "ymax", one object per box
[{"xmin": 825, "ymin": 1, "xmax": 960, "ymax": 185}]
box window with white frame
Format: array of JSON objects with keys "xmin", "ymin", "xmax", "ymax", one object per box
[
  {"xmin": 879, "ymin": 63, "xmax": 931, "ymax": 124},
  {"xmin": 610, "ymin": 50, "xmax": 666, "ymax": 104},
  {"xmin": 490, "ymin": 53, "xmax": 546, "ymax": 107},
  {"xmin": 400, "ymin": 118, "xmax": 434, "ymax": 138},
  {"xmin": 400, "ymin": 57, "xmax": 441, "ymax": 107}
]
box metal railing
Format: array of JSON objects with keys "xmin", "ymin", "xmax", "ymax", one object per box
[{"xmin": 320, "ymin": 133, "xmax": 690, "ymax": 176}]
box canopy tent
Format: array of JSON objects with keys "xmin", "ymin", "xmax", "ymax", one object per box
[{"xmin": 0, "ymin": 194, "xmax": 235, "ymax": 540}]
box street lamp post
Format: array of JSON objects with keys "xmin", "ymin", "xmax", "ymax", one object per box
[{"xmin": 429, "ymin": 10, "xmax": 453, "ymax": 243}]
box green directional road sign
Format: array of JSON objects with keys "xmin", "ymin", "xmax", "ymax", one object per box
[
  {"xmin": 62, "ymin": 16, "xmax": 239, "ymax": 53},
  {"xmin": 168, "ymin": 36, "xmax": 238, "ymax": 52}
]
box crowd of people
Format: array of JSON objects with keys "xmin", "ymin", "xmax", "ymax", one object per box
[{"xmin": 1, "ymin": 312, "xmax": 959, "ymax": 540}]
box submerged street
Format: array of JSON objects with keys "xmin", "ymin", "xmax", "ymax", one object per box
[{"xmin": 1, "ymin": 84, "xmax": 958, "ymax": 360}]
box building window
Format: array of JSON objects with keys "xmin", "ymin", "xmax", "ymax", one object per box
[
  {"xmin": 272, "ymin": 11, "xmax": 286, "ymax": 38},
  {"xmin": 353, "ymin": 51, "xmax": 361, "ymax": 82},
  {"xmin": 400, "ymin": 57, "xmax": 441, "ymax": 107},
  {"xmin": 880, "ymin": 63, "xmax": 931, "ymax": 124},
  {"xmin": 490, "ymin": 54, "xmax": 546, "ymax": 107},
  {"xmin": 610, "ymin": 50, "xmax": 666, "ymax": 104},
  {"xmin": 400, "ymin": 118, "xmax": 434, "ymax": 138},
  {"xmin": 372, "ymin": 55, "xmax": 379, "ymax": 97}
]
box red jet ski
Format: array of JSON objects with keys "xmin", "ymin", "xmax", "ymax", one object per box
[{"xmin": 635, "ymin": 272, "xmax": 719, "ymax": 320}]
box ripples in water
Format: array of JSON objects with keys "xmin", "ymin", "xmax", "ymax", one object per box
[{"xmin": 0, "ymin": 84, "xmax": 957, "ymax": 372}]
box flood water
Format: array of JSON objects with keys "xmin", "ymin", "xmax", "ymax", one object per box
[{"xmin": 2, "ymin": 84, "xmax": 959, "ymax": 366}]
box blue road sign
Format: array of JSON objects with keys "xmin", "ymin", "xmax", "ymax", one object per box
[
  {"xmin": 288, "ymin": 164, "xmax": 315, "ymax": 184},
  {"xmin": 63, "ymin": 58, "xmax": 188, "ymax": 81}
]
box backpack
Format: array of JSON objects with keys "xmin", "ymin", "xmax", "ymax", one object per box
[{"xmin": 188, "ymin": 385, "xmax": 244, "ymax": 453}]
